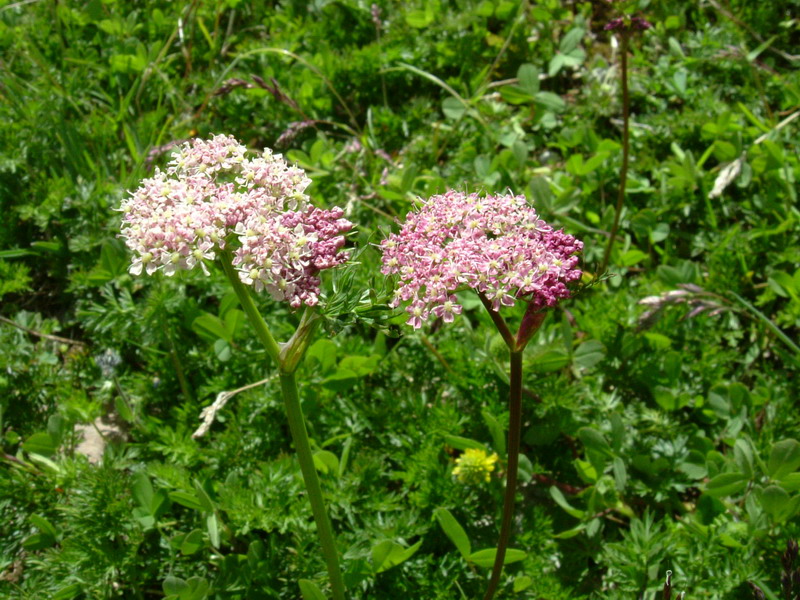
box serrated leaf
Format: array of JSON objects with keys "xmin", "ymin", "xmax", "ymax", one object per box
[{"xmin": 434, "ymin": 507, "xmax": 471, "ymax": 558}]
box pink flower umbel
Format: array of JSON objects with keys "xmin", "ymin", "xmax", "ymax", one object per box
[
  {"xmin": 120, "ymin": 134, "xmax": 352, "ymax": 307},
  {"xmin": 380, "ymin": 190, "xmax": 582, "ymax": 328}
]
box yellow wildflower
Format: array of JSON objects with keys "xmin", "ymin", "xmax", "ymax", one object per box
[{"xmin": 452, "ymin": 448, "xmax": 499, "ymax": 484}]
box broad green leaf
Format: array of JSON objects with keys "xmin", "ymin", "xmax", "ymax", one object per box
[
  {"xmin": 169, "ymin": 491, "xmax": 204, "ymax": 511},
  {"xmin": 620, "ymin": 249, "xmax": 649, "ymax": 267},
  {"xmin": 574, "ymin": 340, "xmax": 605, "ymax": 369},
  {"xmin": 705, "ymin": 472, "xmax": 748, "ymax": 497},
  {"xmin": 442, "ymin": 97, "xmax": 466, "ymax": 119},
  {"xmin": 779, "ymin": 472, "xmax": 800, "ymax": 492},
  {"xmin": 574, "ymin": 458, "xmax": 598, "ymax": 484},
  {"xmin": 305, "ymin": 339, "xmax": 337, "ymax": 373},
  {"xmin": 553, "ymin": 524, "xmax": 585, "ymax": 538},
  {"xmin": 206, "ymin": 514, "xmax": 220, "ymax": 549},
  {"xmin": 213, "ymin": 339, "xmax": 231, "ymax": 362},
  {"xmin": 517, "ymin": 63, "xmax": 539, "ymax": 95},
  {"xmin": 371, "ymin": 539, "xmax": 423, "ymax": 573},
  {"xmin": 434, "ymin": 507, "xmax": 471, "ymax": 558},
  {"xmin": 115, "ymin": 394, "xmax": 134, "ymax": 422},
  {"xmin": 163, "ymin": 576, "xmax": 188, "ymax": 596},
  {"xmin": 550, "ymin": 486, "xmax": 585, "ymax": 518},
  {"xmin": 52, "ymin": 584, "xmax": 82, "ymax": 600},
  {"xmin": 180, "ymin": 529, "xmax": 205, "ymax": 555},
  {"xmin": 192, "ymin": 313, "xmax": 230, "ymax": 343},
  {"xmin": 298, "ymin": 579, "xmax": 327, "ymax": 600},
  {"xmin": 559, "ymin": 27, "xmax": 585, "ymax": 54},
  {"xmin": 734, "ymin": 438, "xmax": 754, "ymax": 478},
  {"xmin": 527, "ymin": 348, "xmax": 570, "ymax": 373},
  {"xmin": 405, "ymin": 8, "xmax": 433, "ymax": 27},
  {"xmin": 313, "ymin": 450, "xmax": 340, "ymax": 475},
  {"xmin": 182, "ymin": 576, "xmax": 210, "ymax": 600},
  {"xmin": 22, "ymin": 432, "xmax": 57, "ymax": 456},
  {"xmin": 468, "ymin": 548, "xmax": 526, "ymax": 568},
  {"xmin": 193, "ymin": 479, "xmax": 215, "ymax": 512},
  {"xmin": 578, "ymin": 427, "xmax": 613, "ymax": 457},
  {"xmin": 535, "ymin": 91, "xmax": 565, "ymax": 112},
  {"xmin": 768, "ymin": 439, "xmax": 800, "ymax": 480},
  {"xmin": 481, "ymin": 410, "xmax": 505, "ymax": 455},
  {"xmin": 514, "ymin": 576, "xmax": 533, "ymax": 592},
  {"xmin": 499, "ymin": 85, "xmax": 535, "ymax": 105},
  {"xmin": 442, "ymin": 434, "xmax": 488, "ymax": 452},
  {"xmin": 23, "ymin": 531, "xmax": 56, "ymax": 550},
  {"xmin": 612, "ymin": 457, "xmax": 627, "ymax": 491},
  {"xmin": 30, "ymin": 514, "xmax": 58, "ymax": 539},
  {"xmin": 132, "ymin": 471, "xmax": 154, "ymax": 512},
  {"xmin": 759, "ymin": 485, "xmax": 793, "ymax": 521}
]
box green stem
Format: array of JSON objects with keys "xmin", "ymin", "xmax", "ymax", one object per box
[
  {"xmin": 600, "ymin": 32, "xmax": 631, "ymax": 275},
  {"xmin": 218, "ymin": 251, "xmax": 345, "ymax": 599},
  {"xmin": 482, "ymin": 349, "xmax": 523, "ymax": 600},
  {"xmin": 218, "ymin": 250, "xmax": 282, "ymax": 363},
  {"xmin": 280, "ymin": 372, "xmax": 347, "ymax": 600}
]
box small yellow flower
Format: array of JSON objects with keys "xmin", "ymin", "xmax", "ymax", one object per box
[{"xmin": 452, "ymin": 448, "xmax": 499, "ymax": 485}]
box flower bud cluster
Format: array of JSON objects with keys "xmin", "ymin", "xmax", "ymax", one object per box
[
  {"xmin": 380, "ymin": 191, "xmax": 582, "ymax": 328},
  {"xmin": 120, "ymin": 134, "xmax": 352, "ymax": 307}
]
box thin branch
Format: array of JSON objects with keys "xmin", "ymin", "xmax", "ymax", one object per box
[
  {"xmin": 0, "ymin": 316, "xmax": 86, "ymax": 346},
  {"xmin": 193, "ymin": 375, "xmax": 277, "ymax": 438}
]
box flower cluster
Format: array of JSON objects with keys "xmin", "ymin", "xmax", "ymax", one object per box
[
  {"xmin": 380, "ymin": 191, "xmax": 582, "ymax": 328},
  {"xmin": 453, "ymin": 448, "xmax": 499, "ymax": 485},
  {"xmin": 120, "ymin": 134, "xmax": 352, "ymax": 307}
]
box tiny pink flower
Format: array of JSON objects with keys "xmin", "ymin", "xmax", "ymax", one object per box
[
  {"xmin": 380, "ymin": 191, "xmax": 582, "ymax": 329},
  {"xmin": 120, "ymin": 134, "xmax": 352, "ymax": 307}
]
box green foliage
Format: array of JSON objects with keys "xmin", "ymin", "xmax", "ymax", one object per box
[{"xmin": 2, "ymin": 0, "xmax": 800, "ymax": 598}]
